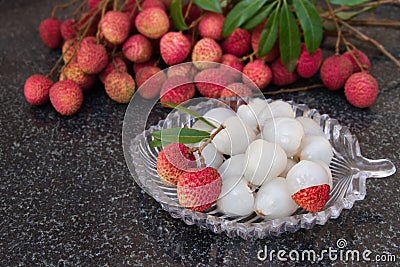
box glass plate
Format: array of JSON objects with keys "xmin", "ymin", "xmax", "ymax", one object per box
[{"xmin": 123, "ymin": 98, "xmax": 396, "ymax": 239}]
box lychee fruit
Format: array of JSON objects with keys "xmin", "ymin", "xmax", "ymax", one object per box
[
  {"xmin": 100, "ymin": 11, "xmax": 131, "ymax": 45},
  {"xmin": 198, "ymin": 12, "xmax": 224, "ymax": 41},
  {"xmin": 160, "ymin": 75, "xmax": 195, "ymax": 107},
  {"xmin": 221, "ymin": 54, "xmax": 244, "ymax": 72},
  {"xmin": 221, "ymin": 28, "xmax": 251, "ymax": 57},
  {"xmin": 166, "ymin": 63, "xmax": 197, "ymax": 79},
  {"xmin": 296, "ymin": 44, "xmax": 323, "ymax": 78},
  {"xmin": 191, "ymin": 38, "xmax": 222, "ymax": 70},
  {"xmin": 104, "ymin": 72, "xmax": 136, "ymax": 103},
  {"xmin": 320, "ymin": 55, "xmax": 353, "ymax": 90},
  {"xmin": 251, "ymin": 22, "xmax": 279, "ymax": 62},
  {"xmin": 136, "ymin": 66, "xmax": 167, "ymax": 99},
  {"xmin": 62, "ymin": 61, "xmax": 96, "ymax": 91},
  {"xmin": 60, "ymin": 19, "xmax": 76, "ymax": 40},
  {"xmin": 220, "ymin": 82, "xmax": 253, "ymax": 98},
  {"xmin": 160, "ymin": 32, "xmax": 191, "ymax": 65},
  {"xmin": 242, "ymin": 59, "xmax": 272, "ymax": 89},
  {"xmin": 133, "ymin": 58, "xmax": 159, "ymax": 74},
  {"xmin": 88, "ymin": 0, "xmax": 102, "ymax": 9},
  {"xmin": 195, "ymin": 68, "xmax": 236, "ymax": 98},
  {"xmin": 177, "ymin": 167, "xmax": 222, "ymax": 212},
  {"xmin": 344, "ymin": 72, "xmax": 379, "ymax": 108},
  {"xmin": 49, "ymin": 80, "xmax": 83, "ymax": 116},
  {"xmin": 77, "ymin": 37, "xmax": 108, "ymax": 74},
  {"xmin": 291, "ymin": 184, "xmax": 330, "ymax": 212},
  {"xmin": 182, "ymin": 3, "xmax": 201, "ymax": 25},
  {"xmin": 99, "ymin": 57, "xmax": 128, "ymax": 84},
  {"xmin": 122, "ymin": 34, "xmax": 153, "ymax": 63},
  {"xmin": 142, "ymin": 0, "xmax": 166, "ymax": 11},
  {"xmin": 343, "ymin": 49, "xmax": 371, "ymax": 73},
  {"xmin": 76, "ymin": 11, "xmax": 100, "ymax": 37},
  {"xmin": 156, "ymin": 142, "xmax": 196, "ymax": 185},
  {"xmin": 271, "ymin": 58, "xmax": 298, "ymax": 86},
  {"xmin": 62, "ymin": 38, "xmax": 79, "ymax": 63},
  {"xmin": 24, "ymin": 74, "xmax": 54, "ymax": 105},
  {"xmin": 39, "ymin": 17, "xmax": 62, "ymax": 49},
  {"xmin": 135, "ymin": 8, "xmax": 170, "ymax": 39}
]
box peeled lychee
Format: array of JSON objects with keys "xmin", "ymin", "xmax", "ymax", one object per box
[
  {"xmin": 220, "ymin": 82, "xmax": 253, "ymax": 98},
  {"xmin": 222, "ymin": 28, "xmax": 251, "ymax": 57},
  {"xmin": 49, "ymin": 80, "xmax": 83, "ymax": 116},
  {"xmin": 160, "ymin": 75, "xmax": 195, "ymax": 107},
  {"xmin": 142, "ymin": 0, "xmax": 166, "ymax": 11},
  {"xmin": 198, "ymin": 12, "xmax": 224, "ymax": 41},
  {"xmin": 77, "ymin": 37, "xmax": 108, "ymax": 74},
  {"xmin": 100, "ymin": 11, "xmax": 131, "ymax": 45},
  {"xmin": 24, "ymin": 74, "xmax": 54, "ymax": 105},
  {"xmin": 104, "ymin": 72, "xmax": 136, "ymax": 103},
  {"xmin": 135, "ymin": 8, "xmax": 170, "ymax": 39},
  {"xmin": 39, "ymin": 17, "xmax": 62, "ymax": 49},
  {"xmin": 160, "ymin": 32, "xmax": 191, "ymax": 65},
  {"xmin": 271, "ymin": 58, "xmax": 298, "ymax": 86},
  {"xmin": 320, "ymin": 55, "xmax": 353, "ymax": 90},
  {"xmin": 242, "ymin": 59, "xmax": 272, "ymax": 89},
  {"xmin": 156, "ymin": 142, "xmax": 196, "ymax": 185},
  {"xmin": 99, "ymin": 57, "xmax": 128, "ymax": 84},
  {"xmin": 60, "ymin": 19, "xmax": 76, "ymax": 40},
  {"xmin": 195, "ymin": 68, "xmax": 236, "ymax": 98},
  {"xmin": 136, "ymin": 66, "xmax": 166, "ymax": 99},
  {"xmin": 251, "ymin": 22, "xmax": 279, "ymax": 62},
  {"xmin": 122, "ymin": 34, "xmax": 153, "ymax": 63},
  {"xmin": 62, "ymin": 61, "xmax": 96, "ymax": 91},
  {"xmin": 192, "ymin": 38, "xmax": 222, "ymax": 70},
  {"xmin": 344, "ymin": 72, "xmax": 378, "ymax": 108},
  {"xmin": 343, "ymin": 49, "xmax": 371, "ymax": 73},
  {"xmin": 177, "ymin": 167, "xmax": 222, "ymax": 212},
  {"xmin": 296, "ymin": 45, "xmax": 323, "ymax": 78}
]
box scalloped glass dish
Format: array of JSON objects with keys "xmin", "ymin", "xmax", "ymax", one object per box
[{"xmin": 124, "ymin": 98, "xmax": 395, "ymax": 239}]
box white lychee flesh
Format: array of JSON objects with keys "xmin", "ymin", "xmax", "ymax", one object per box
[
  {"xmin": 279, "ymin": 158, "xmax": 297, "ymax": 178},
  {"xmin": 296, "ymin": 117, "xmax": 326, "ymax": 137},
  {"xmin": 299, "ymin": 135, "xmax": 333, "ymax": 165},
  {"xmin": 217, "ymin": 178, "xmax": 254, "ymax": 216},
  {"xmin": 193, "ymin": 141, "xmax": 224, "ymax": 169},
  {"xmin": 192, "ymin": 107, "xmax": 236, "ymax": 131},
  {"xmin": 258, "ymin": 100, "xmax": 294, "ymax": 125},
  {"xmin": 236, "ymin": 98, "xmax": 269, "ymax": 132},
  {"xmin": 218, "ymin": 153, "xmax": 246, "ymax": 182}
]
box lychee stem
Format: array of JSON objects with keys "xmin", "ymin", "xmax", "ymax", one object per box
[
  {"xmin": 189, "ymin": 14, "xmax": 205, "ymax": 29},
  {"xmin": 96, "ymin": 0, "xmax": 111, "ymax": 43},
  {"xmin": 136, "ymin": 0, "xmax": 143, "ymax": 11},
  {"xmin": 347, "ymin": 18, "xmax": 400, "ymax": 28},
  {"xmin": 72, "ymin": 0, "xmax": 89, "ymax": 19},
  {"xmin": 321, "ymin": 0, "xmax": 399, "ymax": 17},
  {"xmin": 184, "ymin": 0, "xmax": 193, "ymax": 20},
  {"xmin": 324, "ymin": 0, "xmax": 341, "ymax": 55},
  {"xmin": 342, "ymin": 38, "xmax": 366, "ymax": 72},
  {"xmin": 261, "ymin": 83, "xmax": 324, "ymax": 95},
  {"xmin": 51, "ymin": 0, "xmax": 80, "ymax": 18},
  {"xmin": 240, "ymin": 51, "xmax": 257, "ymax": 62}
]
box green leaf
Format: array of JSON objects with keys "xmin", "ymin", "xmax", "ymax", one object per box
[
  {"xmin": 162, "ymin": 102, "xmax": 218, "ymax": 128},
  {"xmin": 258, "ymin": 7, "xmax": 279, "ymax": 57},
  {"xmin": 279, "ymin": 1, "xmax": 301, "ymax": 73},
  {"xmin": 336, "ymin": 6, "xmax": 374, "ymax": 20},
  {"xmin": 150, "ymin": 139, "xmax": 163, "ymax": 147},
  {"xmin": 151, "ymin": 128, "xmax": 210, "ymax": 145},
  {"xmin": 242, "ymin": 3, "xmax": 275, "ymax": 30},
  {"xmin": 329, "ymin": 0, "xmax": 369, "ymax": 6},
  {"xmin": 293, "ymin": 0, "xmax": 323, "ymax": 54},
  {"xmin": 170, "ymin": 0, "xmax": 189, "ymax": 31},
  {"xmin": 222, "ymin": 0, "xmax": 269, "ymax": 38},
  {"xmin": 193, "ymin": 0, "xmax": 222, "ymax": 13}
]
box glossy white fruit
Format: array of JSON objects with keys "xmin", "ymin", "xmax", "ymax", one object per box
[
  {"xmin": 262, "ymin": 117, "xmax": 305, "ymax": 157},
  {"xmin": 299, "ymin": 135, "xmax": 333, "ymax": 165},
  {"xmin": 279, "ymin": 158, "xmax": 297, "ymax": 178},
  {"xmin": 212, "ymin": 116, "xmax": 256, "ymax": 155},
  {"xmin": 296, "ymin": 117, "xmax": 326, "ymax": 137},
  {"xmin": 192, "ymin": 107, "xmax": 236, "ymax": 131},
  {"xmin": 286, "ymin": 160, "xmax": 331, "ymax": 195},
  {"xmin": 218, "ymin": 154, "xmax": 245, "ymax": 182},
  {"xmin": 193, "ymin": 141, "xmax": 224, "ymax": 169},
  {"xmin": 217, "ymin": 178, "xmax": 254, "ymax": 216},
  {"xmin": 254, "ymin": 177, "xmax": 298, "ymax": 219},
  {"xmin": 258, "ymin": 100, "xmax": 294, "ymax": 125},
  {"xmin": 236, "ymin": 98, "xmax": 269, "ymax": 132},
  {"xmin": 243, "ymin": 139, "xmax": 287, "ymax": 186},
  {"xmin": 314, "ymin": 160, "xmax": 333, "ymax": 188}
]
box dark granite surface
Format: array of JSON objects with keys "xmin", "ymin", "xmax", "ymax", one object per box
[{"xmin": 0, "ymin": 0, "xmax": 399, "ymax": 266}]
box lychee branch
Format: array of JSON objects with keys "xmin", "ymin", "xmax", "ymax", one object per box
[
  {"xmin": 321, "ymin": 0, "xmax": 400, "ymax": 17},
  {"xmin": 324, "ymin": 0, "xmax": 341, "ymax": 55},
  {"xmin": 262, "ymin": 83, "xmax": 324, "ymax": 95},
  {"xmin": 51, "ymin": 0, "xmax": 80, "ymax": 18},
  {"xmin": 348, "ymin": 18, "xmax": 400, "ymax": 28}
]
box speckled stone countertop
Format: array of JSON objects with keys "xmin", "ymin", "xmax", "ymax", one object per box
[{"xmin": 0, "ymin": 0, "xmax": 399, "ymax": 266}]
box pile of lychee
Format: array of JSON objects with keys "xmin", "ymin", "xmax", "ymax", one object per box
[
  {"xmin": 24, "ymin": 0, "xmax": 379, "ymax": 116},
  {"xmin": 156, "ymin": 99, "xmax": 334, "ymax": 217}
]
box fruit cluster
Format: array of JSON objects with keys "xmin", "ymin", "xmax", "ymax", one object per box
[
  {"xmin": 24, "ymin": 0, "xmax": 380, "ymax": 116},
  {"xmin": 156, "ymin": 99, "xmax": 333, "ymax": 217}
]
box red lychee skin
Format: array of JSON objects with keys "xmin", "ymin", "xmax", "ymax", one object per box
[
  {"xmin": 122, "ymin": 34, "xmax": 153, "ymax": 63},
  {"xmin": 135, "ymin": 8, "xmax": 170, "ymax": 39},
  {"xmin": 124, "ymin": 7, "xmax": 139, "ymax": 34},
  {"xmin": 62, "ymin": 61, "xmax": 96, "ymax": 91},
  {"xmin": 296, "ymin": 45, "xmax": 323, "ymax": 78},
  {"xmin": 320, "ymin": 55, "xmax": 353, "ymax": 90},
  {"xmin": 271, "ymin": 58, "xmax": 299, "ymax": 86},
  {"xmin": 77, "ymin": 11, "xmax": 100, "ymax": 37},
  {"xmin": 105, "ymin": 72, "xmax": 136, "ymax": 104},
  {"xmin": 220, "ymin": 82, "xmax": 253, "ymax": 98},
  {"xmin": 292, "ymin": 184, "xmax": 330, "ymax": 212},
  {"xmin": 182, "ymin": 3, "xmax": 201, "ymax": 25},
  {"xmin": 160, "ymin": 32, "xmax": 191, "ymax": 65},
  {"xmin": 243, "ymin": 59, "xmax": 272, "ymax": 89},
  {"xmin": 99, "ymin": 57, "xmax": 128, "ymax": 84},
  {"xmin": 62, "ymin": 38, "xmax": 79, "ymax": 63},
  {"xmin": 77, "ymin": 37, "xmax": 108, "ymax": 74},
  {"xmin": 251, "ymin": 22, "xmax": 279, "ymax": 62},
  {"xmin": 177, "ymin": 167, "xmax": 222, "ymax": 212},
  {"xmin": 222, "ymin": 28, "xmax": 251, "ymax": 57},
  {"xmin": 344, "ymin": 72, "xmax": 379, "ymax": 108},
  {"xmin": 161, "ymin": 0, "xmax": 171, "ymax": 8},
  {"xmin": 166, "ymin": 63, "xmax": 197, "ymax": 79},
  {"xmin": 156, "ymin": 142, "xmax": 196, "ymax": 185},
  {"xmin": 88, "ymin": 0, "xmax": 103, "ymax": 9},
  {"xmin": 136, "ymin": 66, "xmax": 167, "ymax": 99},
  {"xmin": 191, "ymin": 38, "xmax": 222, "ymax": 70},
  {"xmin": 195, "ymin": 68, "xmax": 237, "ymax": 98},
  {"xmin": 221, "ymin": 54, "xmax": 244, "ymax": 72},
  {"xmin": 24, "ymin": 74, "xmax": 54, "ymax": 105},
  {"xmin": 100, "ymin": 11, "xmax": 131, "ymax": 45},
  {"xmin": 133, "ymin": 58, "xmax": 159, "ymax": 74},
  {"xmin": 198, "ymin": 12, "xmax": 225, "ymax": 41},
  {"xmin": 39, "ymin": 18, "xmax": 62, "ymax": 49},
  {"xmin": 343, "ymin": 50, "xmax": 371, "ymax": 73},
  {"xmin": 160, "ymin": 75, "xmax": 195, "ymax": 107},
  {"xmin": 60, "ymin": 19, "xmax": 76, "ymax": 40},
  {"xmin": 49, "ymin": 80, "xmax": 83, "ymax": 116},
  {"xmin": 142, "ymin": 0, "xmax": 166, "ymax": 11}
]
